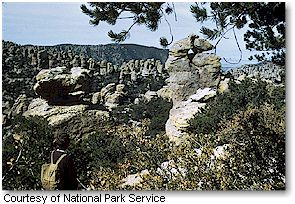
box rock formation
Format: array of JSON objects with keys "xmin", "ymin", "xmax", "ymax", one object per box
[
  {"xmin": 162, "ymin": 34, "xmax": 221, "ymax": 143},
  {"xmin": 22, "ymin": 97, "xmax": 111, "ymax": 141},
  {"xmin": 164, "ymin": 34, "xmax": 221, "ymax": 103},
  {"xmin": 33, "ymin": 67, "xmax": 92, "ymax": 104},
  {"xmin": 228, "ymin": 61, "xmax": 285, "ymax": 83},
  {"xmin": 165, "ymin": 88, "xmax": 216, "ymax": 144}
]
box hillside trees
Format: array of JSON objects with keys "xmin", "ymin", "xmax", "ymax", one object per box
[{"xmin": 81, "ymin": 2, "xmax": 285, "ymax": 65}]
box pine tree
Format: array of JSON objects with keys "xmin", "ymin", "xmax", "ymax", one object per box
[
  {"xmin": 190, "ymin": 2, "xmax": 285, "ymax": 65},
  {"xmin": 81, "ymin": 2, "xmax": 174, "ymax": 47},
  {"xmin": 81, "ymin": 2, "xmax": 285, "ymax": 65}
]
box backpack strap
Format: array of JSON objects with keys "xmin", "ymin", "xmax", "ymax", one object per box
[
  {"xmin": 50, "ymin": 151, "xmax": 67, "ymax": 165},
  {"xmin": 55, "ymin": 154, "xmax": 67, "ymax": 165}
]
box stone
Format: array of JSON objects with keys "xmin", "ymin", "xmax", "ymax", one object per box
[
  {"xmin": 23, "ymin": 98, "xmax": 110, "ymax": 140},
  {"xmin": 91, "ymin": 92, "xmax": 101, "ymax": 105},
  {"xmin": 33, "ymin": 67, "xmax": 92, "ymax": 104},
  {"xmin": 105, "ymin": 93, "xmax": 122, "ymax": 109},
  {"xmin": 100, "ymin": 83, "xmax": 116, "ymax": 99},
  {"xmin": 144, "ymin": 91, "xmax": 158, "ymax": 102},
  {"xmin": 9, "ymin": 94, "xmax": 30, "ymax": 118},
  {"xmin": 165, "ymin": 88, "xmax": 216, "ymax": 143},
  {"xmin": 121, "ymin": 169, "xmax": 149, "ymax": 188},
  {"xmin": 23, "ymin": 98, "xmax": 88, "ymax": 126},
  {"xmin": 157, "ymin": 86, "xmax": 173, "ymax": 101},
  {"xmin": 164, "ymin": 35, "xmax": 221, "ymax": 103},
  {"xmin": 189, "ymin": 88, "xmax": 216, "ymax": 102},
  {"xmin": 157, "ymin": 160, "xmax": 186, "ymax": 179},
  {"xmin": 218, "ymin": 77, "xmax": 231, "ymax": 94},
  {"xmin": 169, "ymin": 34, "xmax": 213, "ymax": 58},
  {"xmin": 228, "ymin": 62, "xmax": 285, "ymax": 83},
  {"xmin": 116, "ymin": 84, "xmax": 126, "ymax": 93}
]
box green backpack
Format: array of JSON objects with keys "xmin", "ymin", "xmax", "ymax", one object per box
[{"xmin": 41, "ymin": 151, "xmax": 66, "ymax": 190}]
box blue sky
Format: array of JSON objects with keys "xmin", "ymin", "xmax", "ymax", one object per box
[{"xmin": 2, "ymin": 2, "xmax": 259, "ymax": 66}]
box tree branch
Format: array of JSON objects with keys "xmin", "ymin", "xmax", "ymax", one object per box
[{"xmin": 223, "ymin": 27, "xmax": 243, "ymax": 64}]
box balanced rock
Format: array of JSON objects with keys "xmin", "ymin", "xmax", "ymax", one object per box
[
  {"xmin": 164, "ymin": 34, "xmax": 221, "ymax": 103},
  {"xmin": 169, "ymin": 34, "xmax": 213, "ymax": 58},
  {"xmin": 33, "ymin": 67, "xmax": 92, "ymax": 104}
]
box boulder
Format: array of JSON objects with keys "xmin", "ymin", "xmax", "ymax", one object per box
[
  {"xmin": 23, "ymin": 98, "xmax": 111, "ymax": 141},
  {"xmin": 169, "ymin": 34, "xmax": 213, "ymax": 58},
  {"xmin": 157, "ymin": 86, "xmax": 173, "ymax": 101},
  {"xmin": 101, "ymin": 83, "xmax": 127, "ymax": 110},
  {"xmin": 100, "ymin": 83, "xmax": 116, "ymax": 100},
  {"xmin": 144, "ymin": 91, "xmax": 158, "ymax": 102},
  {"xmin": 33, "ymin": 67, "xmax": 92, "ymax": 104},
  {"xmin": 91, "ymin": 92, "xmax": 101, "ymax": 105}
]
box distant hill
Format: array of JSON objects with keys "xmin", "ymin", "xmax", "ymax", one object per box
[{"xmin": 23, "ymin": 43, "xmax": 169, "ymax": 66}]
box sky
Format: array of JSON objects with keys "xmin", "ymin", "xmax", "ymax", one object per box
[{"xmin": 1, "ymin": 2, "xmax": 269, "ymax": 67}]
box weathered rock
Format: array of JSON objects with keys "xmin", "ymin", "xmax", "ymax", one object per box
[
  {"xmin": 33, "ymin": 67, "xmax": 92, "ymax": 104},
  {"xmin": 218, "ymin": 77, "xmax": 231, "ymax": 94},
  {"xmin": 9, "ymin": 94, "xmax": 31, "ymax": 118},
  {"xmin": 23, "ymin": 98, "xmax": 88, "ymax": 126},
  {"xmin": 100, "ymin": 83, "xmax": 116, "ymax": 100},
  {"xmin": 116, "ymin": 84, "xmax": 126, "ymax": 93},
  {"xmin": 91, "ymin": 92, "xmax": 101, "ymax": 105},
  {"xmin": 166, "ymin": 88, "xmax": 216, "ymax": 143},
  {"xmin": 100, "ymin": 83, "xmax": 127, "ymax": 110},
  {"xmin": 229, "ymin": 62, "xmax": 285, "ymax": 83},
  {"xmin": 157, "ymin": 160, "xmax": 187, "ymax": 179},
  {"xmin": 144, "ymin": 91, "xmax": 158, "ymax": 102},
  {"xmin": 23, "ymin": 98, "xmax": 110, "ymax": 141},
  {"xmin": 121, "ymin": 169, "xmax": 149, "ymax": 188},
  {"xmin": 165, "ymin": 35, "xmax": 221, "ymax": 103},
  {"xmin": 169, "ymin": 34, "xmax": 213, "ymax": 58}
]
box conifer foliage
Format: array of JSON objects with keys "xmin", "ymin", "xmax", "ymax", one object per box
[
  {"xmin": 81, "ymin": 2, "xmax": 174, "ymax": 47},
  {"xmin": 81, "ymin": 2, "xmax": 285, "ymax": 64},
  {"xmin": 191, "ymin": 2, "xmax": 285, "ymax": 65}
]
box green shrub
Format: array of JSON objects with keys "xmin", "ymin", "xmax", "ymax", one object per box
[
  {"xmin": 2, "ymin": 116, "xmax": 54, "ymax": 190},
  {"xmin": 112, "ymin": 97, "xmax": 172, "ymax": 137},
  {"xmin": 140, "ymin": 104, "xmax": 285, "ymax": 190},
  {"xmin": 188, "ymin": 78, "xmax": 285, "ymax": 135}
]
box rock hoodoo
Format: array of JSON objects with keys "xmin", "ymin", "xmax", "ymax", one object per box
[
  {"xmin": 163, "ymin": 34, "xmax": 221, "ymax": 143},
  {"xmin": 163, "ymin": 34, "xmax": 221, "ymax": 103}
]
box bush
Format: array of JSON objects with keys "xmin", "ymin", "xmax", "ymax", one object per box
[
  {"xmin": 112, "ymin": 97, "xmax": 172, "ymax": 137},
  {"xmin": 188, "ymin": 77, "xmax": 285, "ymax": 135},
  {"xmin": 140, "ymin": 103, "xmax": 285, "ymax": 190},
  {"xmin": 2, "ymin": 116, "xmax": 54, "ymax": 190}
]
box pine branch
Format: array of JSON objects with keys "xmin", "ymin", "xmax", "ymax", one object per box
[{"xmin": 223, "ymin": 27, "xmax": 243, "ymax": 64}]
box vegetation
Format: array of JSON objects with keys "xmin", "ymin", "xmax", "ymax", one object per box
[
  {"xmin": 188, "ymin": 77, "xmax": 285, "ymax": 134},
  {"xmin": 2, "ymin": 116, "xmax": 54, "ymax": 190},
  {"xmin": 191, "ymin": 2, "xmax": 285, "ymax": 65},
  {"xmin": 81, "ymin": 2, "xmax": 174, "ymax": 47},
  {"xmin": 81, "ymin": 2, "xmax": 285, "ymax": 64},
  {"xmin": 2, "ymin": 98, "xmax": 173, "ymax": 190},
  {"xmin": 3, "ymin": 77, "xmax": 285, "ymax": 190}
]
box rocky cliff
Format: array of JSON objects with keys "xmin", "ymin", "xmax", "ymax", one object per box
[{"xmin": 23, "ymin": 43, "xmax": 168, "ymax": 66}]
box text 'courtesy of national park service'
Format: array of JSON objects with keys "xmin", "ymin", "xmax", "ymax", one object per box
[{"xmin": 3, "ymin": 193, "xmax": 166, "ymax": 203}]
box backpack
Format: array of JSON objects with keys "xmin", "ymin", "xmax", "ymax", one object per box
[{"xmin": 41, "ymin": 151, "xmax": 66, "ymax": 190}]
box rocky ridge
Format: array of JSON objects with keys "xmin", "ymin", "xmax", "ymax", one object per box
[{"xmin": 228, "ymin": 62, "xmax": 285, "ymax": 83}]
